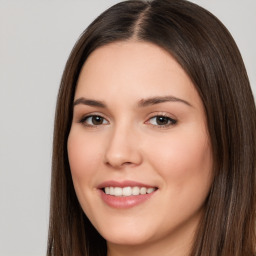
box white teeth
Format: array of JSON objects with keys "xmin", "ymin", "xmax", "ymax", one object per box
[
  {"xmin": 105, "ymin": 187, "xmax": 110, "ymax": 195},
  {"xmin": 132, "ymin": 186, "xmax": 140, "ymax": 195},
  {"xmin": 114, "ymin": 187, "xmax": 123, "ymax": 196},
  {"xmin": 104, "ymin": 186, "xmax": 156, "ymax": 197},
  {"xmin": 147, "ymin": 188, "xmax": 155, "ymax": 194},
  {"xmin": 110, "ymin": 187, "xmax": 114, "ymax": 195},
  {"xmin": 123, "ymin": 187, "xmax": 132, "ymax": 196},
  {"xmin": 140, "ymin": 187, "xmax": 147, "ymax": 195}
]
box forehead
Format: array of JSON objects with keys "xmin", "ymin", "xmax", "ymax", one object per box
[{"xmin": 75, "ymin": 41, "xmax": 201, "ymax": 108}]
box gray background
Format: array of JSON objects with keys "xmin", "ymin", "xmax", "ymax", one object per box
[{"xmin": 0, "ymin": 1, "xmax": 255, "ymax": 255}]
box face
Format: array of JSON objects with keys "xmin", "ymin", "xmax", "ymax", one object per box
[{"xmin": 68, "ymin": 41, "xmax": 213, "ymax": 254}]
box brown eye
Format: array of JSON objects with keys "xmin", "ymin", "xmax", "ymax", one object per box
[
  {"xmin": 91, "ymin": 116, "xmax": 104, "ymax": 125},
  {"xmin": 148, "ymin": 115, "xmax": 177, "ymax": 127},
  {"xmin": 80, "ymin": 115, "xmax": 108, "ymax": 126},
  {"xmin": 156, "ymin": 116, "xmax": 169, "ymax": 125}
]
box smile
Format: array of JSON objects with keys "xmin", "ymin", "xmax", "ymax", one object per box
[
  {"xmin": 98, "ymin": 181, "xmax": 158, "ymax": 208},
  {"xmin": 104, "ymin": 186, "xmax": 156, "ymax": 197}
]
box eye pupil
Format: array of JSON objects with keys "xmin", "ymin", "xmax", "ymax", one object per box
[
  {"xmin": 92, "ymin": 116, "xmax": 103, "ymax": 125},
  {"xmin": 156, "ymin": 116, "xmax": 169, "ymax": 125}
]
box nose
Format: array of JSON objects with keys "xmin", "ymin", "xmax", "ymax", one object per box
[{"xmin": 104, "ymin": 124, "xmax": 142, "ymax": 169}]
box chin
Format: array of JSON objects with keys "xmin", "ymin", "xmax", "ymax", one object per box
[{"xmin": 100, "ymin": 228, "xmax": 153, "ymax": 246}]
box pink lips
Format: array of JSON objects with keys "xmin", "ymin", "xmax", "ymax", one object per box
[{"xmin": 98, "ymin": 180, "xmax": 157, "ymax": 209}]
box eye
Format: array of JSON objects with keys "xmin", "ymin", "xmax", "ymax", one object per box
[
  {"xmin": 80, "ymin": 115, "xmax": 108, "ymax": 126},
  {"xmin": 147, "ymin": 115, "xmax": 177, "ymax": 127}
]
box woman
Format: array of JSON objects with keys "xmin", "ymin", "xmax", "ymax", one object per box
[{"xmin": 47, "ymin": 0, "xmax": 256, "ymax": 255}]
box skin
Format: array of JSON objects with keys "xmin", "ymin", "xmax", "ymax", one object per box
[{"xmin": 67, "ymin": 41, "xmax": 213, "ymax": 256}]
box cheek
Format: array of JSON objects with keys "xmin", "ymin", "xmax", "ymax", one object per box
[
  {"xmin": 67, "ymin": 130, "xmax": 103, "ymax": 183},
  {"xmin": 145, "ymin": 128, "xmax": 213, "ymax": 229},
  {"xmin": 146, "ymin": 128, "xmax": 212, "ymax": 189}
]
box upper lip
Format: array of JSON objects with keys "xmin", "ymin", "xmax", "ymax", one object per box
[{"xmin": 97, "ymin": 180, "xmax": 157, "ymax": 189}]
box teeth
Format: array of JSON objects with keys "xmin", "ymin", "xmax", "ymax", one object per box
[
  {"xmin": 123, "ymin": 186, "xmax": 132, "ymax": 196},
  {"xmin": 105, "ymin": 187, "xmax": 110, "ymax": 195},
  {"xmin": 132, "ymin": 186, "xmax": 140, "ymax": 195},
  {"xmin": 110, "ymin": 187, "xmax": 114, "ymax": 195},
  {"xmin": 114, "ymin": 187, "xmax": 123, "ymax": 196},
  {"xmin": 104, "ymin": 186, "xmax": 156, "ymax": 197},
  {"xmin": 147, "ymin": 188, "xmax": 155, "ymax": 194},
  {"xmin": 140, "ymin": 187, "xmax": 147, "ymax": 195}
]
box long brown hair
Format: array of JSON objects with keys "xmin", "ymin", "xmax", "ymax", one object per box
[{"xmin": 47, "ymin": 0, "xmax": 256, "ymax": 255}]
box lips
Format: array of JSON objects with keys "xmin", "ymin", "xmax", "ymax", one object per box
[{"xmin": 98, "ymin": 180, "xmax": 158, "ymax": 208}]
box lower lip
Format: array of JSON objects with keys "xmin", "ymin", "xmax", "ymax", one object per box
[{"xmin": 99, "ymin": 190, "xmax": 156, "ymax": 209}]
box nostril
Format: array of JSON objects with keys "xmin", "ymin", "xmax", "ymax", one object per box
[
  {"xmin": 123, "ymin": 162, "xmax": 133, "ymax": 165},
  {"xmin": 105, "ymin": 161, "xmax": 134, "ymax": 169}
]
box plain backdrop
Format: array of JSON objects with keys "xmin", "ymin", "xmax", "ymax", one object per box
[{"xmin": 0, "ymin": 1, "xmax": 255, "ymax": 255}]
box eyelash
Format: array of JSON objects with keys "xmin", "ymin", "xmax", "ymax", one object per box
[{"xmin": 79, "ymin": 114, "xmax": 177, "ymax": 128}]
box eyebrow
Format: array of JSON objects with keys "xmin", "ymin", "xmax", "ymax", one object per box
[
  {"xmin": 73, "ymin": 95, "xmax": 192, "ymax": 108},
  {"xmin": 138, "ymin": 96, "xmax": 192, "ymax": 107},
  {"xmin": 73, "ymin": 98, "xmax": 106, "ymax": 108}
]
